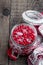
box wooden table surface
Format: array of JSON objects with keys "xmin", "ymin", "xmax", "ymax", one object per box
[{"xmin": 0, "ymin": 15, "xmax": 28, "ymax": 65}]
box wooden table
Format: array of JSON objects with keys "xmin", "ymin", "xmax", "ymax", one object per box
[{"xmin": 0, "ymin": 15, "xmax": 28, "ymax": 65}]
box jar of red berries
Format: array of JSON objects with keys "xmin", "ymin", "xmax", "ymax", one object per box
[
  {"xmin": 22, "ymin": 10, "xmax": 43, "ymax": 35},
  {"xmin": 8, "ymin": 23, "xmax": 38, "ymax": 60},
  {"xmin": 28, "ymin": 43, "xmax": 43, "ymax": 65}
]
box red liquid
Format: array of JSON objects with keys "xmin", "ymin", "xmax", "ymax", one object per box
[{"xmin": 12, "ymin": 24, "xmax": 35, "ymax": 46}]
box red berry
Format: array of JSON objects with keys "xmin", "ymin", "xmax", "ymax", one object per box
[{"xmin": 12, "ymin": 24, "xmax": 35, "ymax": 46}]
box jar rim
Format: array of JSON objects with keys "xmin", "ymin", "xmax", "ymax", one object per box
[
  {"xmin": 22, "ymin": 10, "xmax": 43, "ymax": 25},
  {"xmin": 10, "ymin": 23, "xmax": 37, "ymax": 48}
]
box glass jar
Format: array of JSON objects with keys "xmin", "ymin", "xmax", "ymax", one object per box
[
  {"xmin": 28, "ymin": 43, "xmax": 43, "ymax": 65},
  {"xmin": 38, "ymin": 24, "xmax": 43, "ymax": 37},
  {"xmin": 22, "ymin": 10, "xmax": 43, "ymax": 35},
  {"xmin": 8, "ymin": 23, "xmax": 37, "ymax": 60}
]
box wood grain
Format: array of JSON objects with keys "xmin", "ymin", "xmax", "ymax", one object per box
[{"xmin": 0, "ymin": 16, "xmax": 9, "ymax": 65}]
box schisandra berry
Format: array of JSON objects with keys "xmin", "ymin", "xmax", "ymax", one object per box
[{"xmin": 12, "ymin": 24, "xmax": 35, "ymax": 46}]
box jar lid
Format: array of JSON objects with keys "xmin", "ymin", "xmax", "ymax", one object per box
[
  {"xmin": 11, "ymin": 23, "xmax": 37, "ymax": 46},
  {"xmin": 22, "ymin": 10, "xmax": 43, "ymax": 25},
  {"xmin": 29, "ymin": 43, "xmax": 43, "ymax": 65},
  {"xmin": 33, "ymin": 43, "xmax": 43, "ymax": 59}
]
